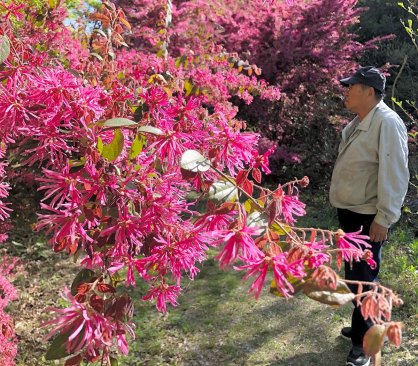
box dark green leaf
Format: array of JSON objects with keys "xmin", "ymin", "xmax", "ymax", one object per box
[{"xmin": 45, "ymin": 332, "xmax": 70, "ymax": 360}]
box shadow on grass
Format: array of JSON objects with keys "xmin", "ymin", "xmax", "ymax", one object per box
[{"xmin": 122, "ymin": 251, "xmax": 353, "ymax": 365}]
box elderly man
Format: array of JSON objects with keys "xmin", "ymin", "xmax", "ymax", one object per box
[{"xmin": 329, "ymin": 66, "xmax": 409, "ymax": 366}]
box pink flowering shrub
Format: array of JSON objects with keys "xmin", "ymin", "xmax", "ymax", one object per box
[
  {"xmin": 113, "ymin": 0, "xmax": 393, "ymax": 178},
  {"xmin": 0, "ymin": 1, "xmax": 404, "ymax": 365}
]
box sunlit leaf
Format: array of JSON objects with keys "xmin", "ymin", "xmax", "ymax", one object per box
[
  {"xmin": 303, "ymin": 280, "xmax": 355, "ymax": 307},
  {"xmin": 0, "ymin": 35, "xmax": 10, "ymax": 65},
  {"xmin": 97, "ymin": 137, "xmax": 103, "ymax": 154},
  {"xmin": 247, "ymin": 211, "xmax": 268, "ymax": 229},
  {"xmin": 270, "ymin": 221, "xmax": 291, "ymax": 235},
  {"xmin": 103, "ymin": 118, "xmax": 137, "ymax": 128},
  {"xmin": 90, "ymin": 52, "xmax": 103, "ymax": 61},
  {"xmin": 180, "ymin": 149, "xmax": 210, "ymax": 172},
  {"xmin": 129, "ymin": 134, "xmax": 146, "ymax": 159},
  {"xmin": 209, "ymin": 180, "xmax": 238, "ymax": 203},
  {"xmin": 138, "ymin": 125, "xmax": 163, "ymax": 135},
  {"xmin": 184, "ymin": 79, "xmax": 193, "ymax": 96},
  {"xmin": 270, "ymin": 277, "xmax": 304, "ymax": 297}
]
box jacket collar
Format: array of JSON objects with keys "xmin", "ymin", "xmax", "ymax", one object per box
[{"xmin": 356, "ymin": 101, "xmax": 384, "ymax": 131}]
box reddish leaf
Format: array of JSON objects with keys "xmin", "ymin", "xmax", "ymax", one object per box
[
  {"xmin": 74, "ymin": 293, "xmax": 87, "ymax": 303},
  {"xmin": 97, "ymin": 283, "xmax": 116, "ymax": 293},
  {"xmin": 76, "ymin": 283, "xmax": 91, "ymax": 295},
  {"xmin": 180, "ymin": 167, "xmax": 198, "ymax": 180},
  {"xmin": 90, "ymin": 294, "xmax": 105, "ymax": 313},
  {"xmin": 213, "ymin": 202, "xmax": 238, "ymax": 214},
  {"xmin": 386, "ymin": 322, "xmax": 402, "ymax": 347},
  {"xmin": 236, "ymin": 169, "xmax": 248, "ymax": 185},
  {"xmin": 65, "ymin": 354, "xmax": 83, "ymax": 366},
  {"xmin": 252, "ymin": 168, "xmax": 262, "ymax": 183},
  {"xmin": 242, "ymin": 179, "xmax": 254, "ymax": 196}
]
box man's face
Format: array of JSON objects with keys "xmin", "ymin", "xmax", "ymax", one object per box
[{"xmin": 344, "ymin": 83, "xmax": 370, "ymax": 113}]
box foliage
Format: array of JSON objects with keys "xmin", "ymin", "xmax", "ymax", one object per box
[
  {"xmin": 113, "ymin": 0, "xmax": 389, "ymax": 182},
  {"xmin": 0, "ymin": 1, "xmax": 407, "ymax": 365},
  {"xmin": 356, "ymin": 0, "xmax": 418, "ymax": 118}
]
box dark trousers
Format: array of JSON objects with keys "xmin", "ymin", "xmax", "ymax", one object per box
[{"xmin": 337, "ymin": 209, "xmax": 383, "ymax": 347}]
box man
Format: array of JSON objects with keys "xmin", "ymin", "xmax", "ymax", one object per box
[{"xmin": 329, "ymin": 66, "xmax": 409, "ymax": 366}]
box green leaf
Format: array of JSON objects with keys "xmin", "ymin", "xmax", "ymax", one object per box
[
  {"xmin": 45, "ymin": 332, "xmax": 70, "ymax": 360},
  {"xmin": 97, "ymin": 137, "xmax": 103, "ymax": 154},
  {"xmin": 270, "ymin": 222, "xmax": 291, "ymax": 236},
  {"xmin": 100, "ymin": 130, "xmax": 124, "ymax": 162},
  {"xmin": 180, "ymin": 149, "xmax": 210, "ymax": 172},
  {"xmin": 70, "ymin": 269, "xmax": 95, "ymax": 296},
  {"xmin": 129, "ymin": 134, "xmax": 146, "ymax": 159},
  {"xmin": 0, "ymin": 36, "xmax": 10, "ymax": 65},
  {"xmin": 244, "ymin": 198, "xmax": 263, "ymax": 213},
  {"xmin": 184, "ymin": 79, "xmax": 193, "ymax": 96},
  {"xmin": 103, "ymin": 118, "xmax": 137, "ymax": 128},
  {"xmin": 303, "ymin": 280, "xmax": 355, "ymax": 307},
  {"xmin": 109, "ymin": 357, "xmax": 119, "ymax": 366},
  {"xmin": 138, "ymin": 125, "xmax": 163, "ymax": 135},
  {"xmin": 209, "ymin": 180, "xmax": 238, "ymax": 203}
]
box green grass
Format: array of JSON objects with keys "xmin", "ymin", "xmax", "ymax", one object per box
[
  {"xmin": 10, "ymin": 190, "xmax": 418, "ymax": 365},
  {"xmin": 116, "ymin": 194, "xmax": 418, "ymax": 366}
]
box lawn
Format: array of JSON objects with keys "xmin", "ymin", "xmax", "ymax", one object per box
[{"xmin": 8, "ymin": 191, "xmax": 418, "ymax": 365}]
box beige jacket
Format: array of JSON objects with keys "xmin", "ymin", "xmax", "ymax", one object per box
[{"xmin": 329, "ymin": 101, "xmax": 409, "ymax": 228}]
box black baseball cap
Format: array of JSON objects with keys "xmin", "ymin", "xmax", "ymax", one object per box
[{"xmin": 340, "ymin": 66, "xmax": 386, "ymax": 92}]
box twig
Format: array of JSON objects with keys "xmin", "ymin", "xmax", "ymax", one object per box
[{"xmin": 391, "ymin": 54, "xmax": 408, "ymax": 110}]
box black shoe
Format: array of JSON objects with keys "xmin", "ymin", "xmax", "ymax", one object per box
[
  {"xmin": 341, "ymin": 326, "xmax": 352, "ymax": 340},
  {"xmin": 346, "ymin": 346, "xmax": 371, "ymax": 366}
]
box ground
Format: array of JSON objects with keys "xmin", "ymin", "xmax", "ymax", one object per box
[{"xmin": 6, "ymin": 192, "xmax": 418, "ymax": 366}]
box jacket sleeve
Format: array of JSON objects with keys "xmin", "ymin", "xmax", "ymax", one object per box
[{"xmin": 374, "ymin": 117, "xmax": 409, "ymax": 227}]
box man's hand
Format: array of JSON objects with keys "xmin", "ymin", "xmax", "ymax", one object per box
[{"xmin": 369, "ymin": 221, "xmax": 388, "ymax": 242}]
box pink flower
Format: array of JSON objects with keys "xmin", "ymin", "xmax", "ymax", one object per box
[
  {"xmin": 210, "ymin": 216, "xmax": 264, "ymax": 268},
  {"xmin": 336, "ymin": 228, "xmax": 371, "ymax": 263},
  {"xmin": 272, "ymin": 188, "xmax": 306, "ymax": 224},
  {"xmin": 143, "ymin": 284, "xmax": 181, "ymax": 313},
  {"xmin": 250, "ymin": 146, "xmax": 276, "ymax": 175},
  {"xmin": 235, "ymin": 254, "xmax": 269, "ymax": 299},
  {"xmin": 272, "ymin": 253, "xmax": 306, "ymax": 298},
  {"xmin": 235, "ymin": 252, "xmax": 306, "ymax": 299},
  {"xmin": 43, "ymin": 289, "xmax": 135, "ymax": 356}
]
